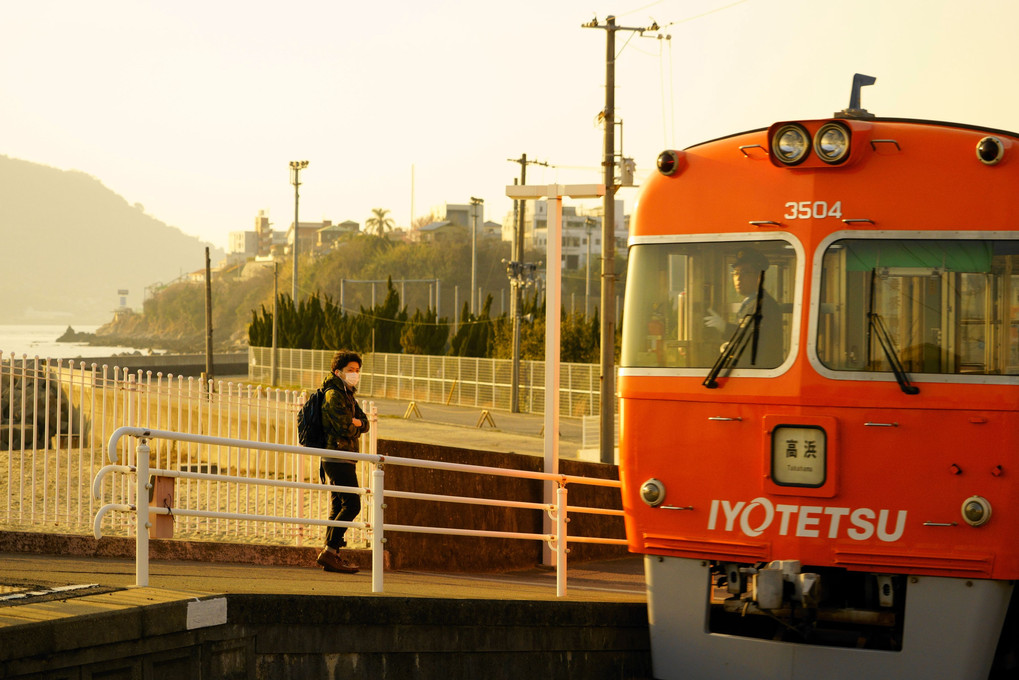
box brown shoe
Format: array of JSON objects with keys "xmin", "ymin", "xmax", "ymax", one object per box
[{"xmin": 317, "ymin": 549, "xmax": 359, "ymax": 574}]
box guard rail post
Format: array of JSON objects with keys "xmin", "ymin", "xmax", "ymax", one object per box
[
  {"xmin": 136, "ymin": 437, "xmax": 151, "ymax": 587},
  {"xmin": 368, "ymin": 402, "xmax": 383, "ymax": 592},
  {"xmin": 371, "ymin": 464, "xmax": 385, "ymax": 593},
  {"xmin": 556, "ymin": 484, "xmax": 568, "ymax": 597}
]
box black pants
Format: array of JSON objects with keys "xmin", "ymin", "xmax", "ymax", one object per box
[{"xmin": 322, "ymin": 459, "xmax": 361, "ymax": 550}]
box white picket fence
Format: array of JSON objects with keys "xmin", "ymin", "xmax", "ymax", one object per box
[{"xmin": 0, "ymin": 353, "xmax": 350, "ymax": 547}]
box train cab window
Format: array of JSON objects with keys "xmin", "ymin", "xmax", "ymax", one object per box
[
  {"xmin": 817, "ymin": 238, "xmax": 1019, "ymax": 376},
  {"xmin": 622, "ymin": 240, "xmax": 797, "ymax": 369}
]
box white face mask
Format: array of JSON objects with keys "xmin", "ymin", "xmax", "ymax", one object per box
[{"xmin": 341, "ymin": 370, "xmax": 360, "ymax": 388}]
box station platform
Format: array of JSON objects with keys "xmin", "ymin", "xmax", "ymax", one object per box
[
  {"xmin": 0, "ymin": 552, "xmax": 651, "ymax": 679},
  {"xmin": 0, "ymin": 550, "xmax": 645, "ymax": 604},
  {"xmin": 0, "ymin": 396, "xmax": 645, "ymax": 678}
]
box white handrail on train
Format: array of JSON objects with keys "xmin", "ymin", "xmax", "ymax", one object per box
[{"xmin": 91, "ymin": 409, "xmax": 625, "ymax": 597}]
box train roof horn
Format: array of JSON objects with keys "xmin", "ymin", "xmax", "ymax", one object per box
[{"xmin": 835, "ymin": 74, "xmax": 877, "ymax": 120}]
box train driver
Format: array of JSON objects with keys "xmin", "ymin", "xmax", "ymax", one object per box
[{"xmin": 703, "ymin": 248, "xmax": 784, "ymax": 368}]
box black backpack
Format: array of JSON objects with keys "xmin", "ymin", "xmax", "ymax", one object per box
[{"xmin": 297, "ymin": 387, "xmax": 328, "ymax": 449}]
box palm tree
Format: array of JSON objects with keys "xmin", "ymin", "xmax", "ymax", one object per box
[{"xmin": 365, "ymin": 208, "xmax": 395, "ymax": 237}]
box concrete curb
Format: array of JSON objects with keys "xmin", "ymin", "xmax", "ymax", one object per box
[{"xmin": 0, "ymin": 530, "xmax": 383, "ymax": 570}]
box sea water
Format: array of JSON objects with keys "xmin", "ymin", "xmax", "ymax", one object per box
[{"xmin": 0, "ymin": 324, "xmax": 155, "ymax": 360}]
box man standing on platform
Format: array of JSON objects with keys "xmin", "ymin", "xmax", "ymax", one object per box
[{"xmin": 316, "ymin": 350, "xmax": 370, "ymax": 574}]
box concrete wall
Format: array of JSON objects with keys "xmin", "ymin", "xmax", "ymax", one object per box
[
  {"xmin": 378, "ymin": 439, "xmax": 628, "ymax": 571},
  {"xmin": 86, "ymin": 352, "xmax": 248, "ymax": 378},
  {"xmin": 0, "ymin": 594, "xmax": 651, "ymax": 679}
]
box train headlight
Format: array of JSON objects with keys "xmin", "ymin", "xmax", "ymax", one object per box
[
  {"xmin": 961, "ymin": 495, "xmax": 992, "ymax": 527},
  {"xmin": 640, "ymin": 478, "xmax": 666, "ymax": 507},
  {"xmin": 657, "ymin": 150, "xmax": 682, "ymax": 176},
  {"xmin": 976, "ymin": 136, "xmax": 1005, "ymax": 165},
  {"xmin": 814, "ymin": 123, "xmax": 851, "ymax": 164},
  {"xmin": 773, "ymin": 124, "xmax": 811, "ymax": 165}
]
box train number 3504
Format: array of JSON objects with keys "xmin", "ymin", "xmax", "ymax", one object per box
[{"xmin": 784, "ymin": 200, "xmax": 843, "ymax": 220}]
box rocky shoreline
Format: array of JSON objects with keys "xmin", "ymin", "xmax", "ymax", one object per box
[
  {"xmin": 56, "ymin": 323, "xmax": 245, "ymax": 355},
  {"xmin": 55, "ymin": 326, "xmax": 96, "ymax": 344}
]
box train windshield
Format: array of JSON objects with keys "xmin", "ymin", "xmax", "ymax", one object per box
[
  {"xmin": 817, "ymin": 237, "xmax": 1019, "ymax": 376},
  {"xmin": 622, "ymin": 239, "xmax": 796, "ymax": 369}
]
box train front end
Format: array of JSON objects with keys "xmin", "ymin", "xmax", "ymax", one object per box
[{"xmin": 619, "ymin": 106, "xmax": 1019, "ymax": 679}]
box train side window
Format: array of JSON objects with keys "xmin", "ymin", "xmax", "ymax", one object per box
[
  {"xmin": 816, "ymin": 238, "xmax": 1019, "ymax": 376},
  {"xmin": 622, "ymin": 240, "xmax": 796, "ymax": 369}
]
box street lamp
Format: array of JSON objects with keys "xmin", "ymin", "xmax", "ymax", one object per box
[
  {"xmin": 470, "ymin": 197, "xmax": 483, "ymax": 315},
  {"xmin": 504, "ymin": 258, "xmax": 537, "ymax": 413},
  {"xmin": 585, "ymin": 217, "xmax": 595, "ymax": 317},
  {"xmin": 289, "ymin": 160, "xmax": 309, "ymax": 301}
]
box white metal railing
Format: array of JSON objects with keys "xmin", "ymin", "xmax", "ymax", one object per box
[{"xmin": 92, "ymin": 411, "xmax": 625, "ymax": 597}]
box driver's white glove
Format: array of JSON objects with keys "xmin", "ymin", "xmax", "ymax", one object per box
[{"xmin": 703, "ymin": 308, "xmax": 725, "ymax": 331}]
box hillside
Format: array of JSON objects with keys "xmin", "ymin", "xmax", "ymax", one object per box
[
  {"xmin": 0, "ymin": 155, "xmax": 222, "ymax": 324},
  {"xmin": 91, "ymin": 231, "xmax": 625, "ymax": 357},
  {"xmin": 94, "ymin": 235, "xmax": 519, "ymax": 353}
]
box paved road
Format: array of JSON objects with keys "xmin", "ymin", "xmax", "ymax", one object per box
[{"xmin": 364, "ymin": 395, "xmax": 607, "ymax": 461}]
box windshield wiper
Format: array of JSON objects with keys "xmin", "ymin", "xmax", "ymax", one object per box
[
  {"xmin": 867, "ymin": 269, "xmax": 919, "ymax": 395},
  {"xmin": 704, "ymin": 271, "xmax": 765, "ymax": 389}
]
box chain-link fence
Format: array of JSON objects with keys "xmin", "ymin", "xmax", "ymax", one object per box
[{"xmin": 248, "ymin": 348, "xmax": 613, "ymax": 418}]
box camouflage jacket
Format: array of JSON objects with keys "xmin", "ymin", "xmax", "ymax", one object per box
[{"xmin": 320, "ymin": 374, "xmax": 369, "ymax": 453}]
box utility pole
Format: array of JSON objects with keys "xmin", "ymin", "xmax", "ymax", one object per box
[
  {"xmin": 507, "ymin": 154, "xmax": 549, "ymax": 412},
  {"xmin": 470, "ymin": 197, "xmax": 484, "ymax": 315},
  {"xmin": 271, "ymin": 261, "xmax": 278, "ymax": 387},
  {"xmin": 583, "ymin": 14, "xmax": 659, "ymax": 465},
  {"xmin": 289, "ymin": 160, "xmax": 309, "ymax": 302},
  {"xmin": 203, "ymin": 247, "xmax": 214, "ymax": 386}
]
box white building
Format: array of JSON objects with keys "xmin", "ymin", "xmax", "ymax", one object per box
[
  {"xmin": 227, "ymin": 230, "xmax": 258, "ymax": 258},
  {"xmin": 505, "ymin": 199, "xmax": 628, "ymax": 270}
]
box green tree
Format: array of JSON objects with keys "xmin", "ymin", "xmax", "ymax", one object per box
[
  {"xmin": 350, "ymin": 277, "xmax": 407, "ymax": 353},
  {"xmin": 449, "ymin": 296, "xmax": 495, "ymax": 357},
  {"xmin": 400, "ymin": 307, "xmax": 449, "ymax": 355},
  {"xmin": 317, "ymin": 295, "xmax": 353, "ymax": 350},
  {"xmin": 491, "ymin": 290, "xmax": 546, "ymax": 360},
  {"xmin": 561, "ymin": 309, "xmax": 599, "ymax": 364},
  {"xmin": 365, "ymin": 208, "xmax": 395, "ymax": 238},
  {"xmin": 249, "ymin": 292, "xmax": 355, "ymax": 351},
  {"xmin": 248, "ymin": 304, "xmax": 270, "ymax": 346}
]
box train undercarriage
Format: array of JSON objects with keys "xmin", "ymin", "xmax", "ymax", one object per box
[
  {"xmin": 707, "ymin": 561, "xmax": 906, "ymax": 651},
  {"xmin": 644, "ymin": 556, "xmax": 1015, "ymax": 680}
]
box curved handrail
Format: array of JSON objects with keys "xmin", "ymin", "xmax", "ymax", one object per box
[
  {"xmin": 92, "ymin": 464, "xmax": 135, "ymax": 499},
  {"xmin": 94, "ymin": 503, "xmax": 133, "ymax": 539}
]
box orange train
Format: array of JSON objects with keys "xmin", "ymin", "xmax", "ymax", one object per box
[{"xmin": 619, "ymin": 76, "xmax": 1019, "ymax": 679}]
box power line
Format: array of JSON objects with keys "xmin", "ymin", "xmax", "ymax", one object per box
[
  {"xmin": 670, "ymin": 0, "xmax": 750, "ymax": 25},
  {"xmin": 619, "ymin": 0, "xmax": 750, "ymax": 23}
]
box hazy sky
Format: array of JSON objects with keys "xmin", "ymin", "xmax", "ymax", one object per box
[{"xmin": 4, "ymin": 0, "xmax": 1018, "ymax": 250}]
